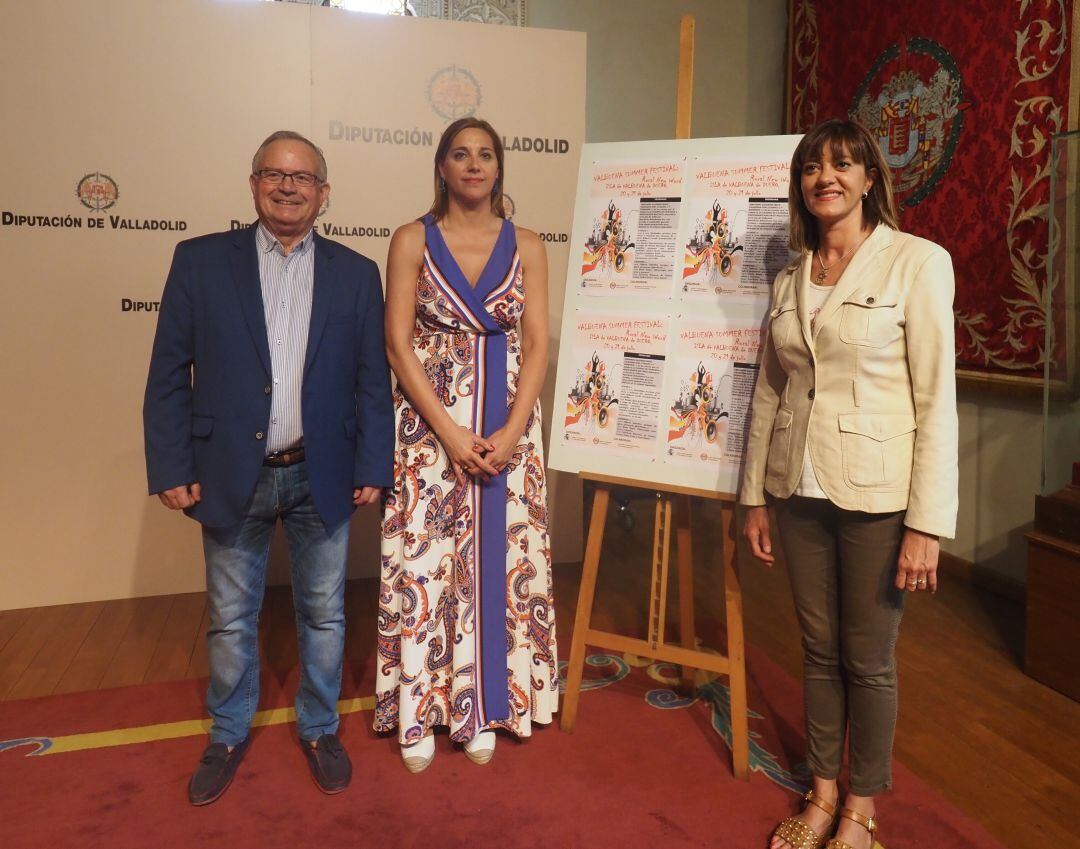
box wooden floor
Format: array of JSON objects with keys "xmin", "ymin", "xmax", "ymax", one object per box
[{"xmin": 1, "ymin": 497, "xmax": 1076, "ymax": 847}]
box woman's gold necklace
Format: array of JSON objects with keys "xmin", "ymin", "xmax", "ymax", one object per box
[{"xmin": 814, "ymin": 233, "xmax": 868, "ymax": 283}]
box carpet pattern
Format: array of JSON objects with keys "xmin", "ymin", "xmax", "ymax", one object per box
[{"xmin": 0, "ymin": 647, "xmax": 1005, "ymax": 848}]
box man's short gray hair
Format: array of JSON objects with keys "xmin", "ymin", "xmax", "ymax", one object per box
[{"xmin": 251, "ymin": 130, "xmax": 328, "ymax": 181}]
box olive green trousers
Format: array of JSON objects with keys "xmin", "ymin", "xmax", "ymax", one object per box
[{"xmin": 774, "ymin": 495, "xmax": 907, "ymax": 796}]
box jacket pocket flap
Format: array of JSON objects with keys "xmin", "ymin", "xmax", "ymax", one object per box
[
  {"xmin": 842, "ymin": 289, "xmax": 899, "ymax": 309},
  {"xmin": 770, "ymin": 301, "xmax": 797, "ymax": 318},
  {"xmin": 838, "ymin": 413, "xmax": 915, "ymax": 442},
  {"xmin": 773, "ymin": 408, "xmax": 794, "ymax": 430},
  {"xmin": 344, "ymin": 417, "xmax": 357, "ymax": 438},
  {"xmin": 191, "ymin": 415, "xmax": 214, "ymax": 437}
]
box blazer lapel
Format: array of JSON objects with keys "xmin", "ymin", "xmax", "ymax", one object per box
[
  {"xmin": 812, "ymin": 223, "xmax": 893, "ymax": 341},
  {"xmin": 231, "ymin": 224, "xmax": 272, "ymax": 378},
  {"xmin": 794, "ymin": 253, "xmax": 814, "ymax": 351},
  {"xmin": 304, "ymin": 234, "xmax": 336, "ymax": 379}
]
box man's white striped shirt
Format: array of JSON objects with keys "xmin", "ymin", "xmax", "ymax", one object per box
[{"xmin": 256, "ymin": 223, "xmax": 314, "ymax": 454}]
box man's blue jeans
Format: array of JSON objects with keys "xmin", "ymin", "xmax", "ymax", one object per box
[{"xmin": 201, "ymin": 460, "xmax": 348, "ymax": 746}]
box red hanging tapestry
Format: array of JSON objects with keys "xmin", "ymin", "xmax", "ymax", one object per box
[{"xmin": 788, "ymin": 0, "xmax": 1078, "ymax": 386}]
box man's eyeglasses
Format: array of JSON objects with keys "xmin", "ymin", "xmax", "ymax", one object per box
[{"xmin": 254, "ymin": 169, "xmax": 323, "ymax": 187}]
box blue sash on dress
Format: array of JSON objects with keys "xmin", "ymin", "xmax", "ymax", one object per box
[{"xmin": 423, "ymin": 214, "xmax": 514, "ymax": 724}]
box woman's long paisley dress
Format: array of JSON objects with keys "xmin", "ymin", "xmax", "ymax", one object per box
[{"xmin": 375, "ymin": 215, "xmax": 558, "ymax": 743}]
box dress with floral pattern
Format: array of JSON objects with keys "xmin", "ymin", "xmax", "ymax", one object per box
[{"xmin": 375, "ymin": 215, "xmax": 558, "ymax": 743}]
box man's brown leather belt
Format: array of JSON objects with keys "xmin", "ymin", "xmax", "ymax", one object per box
[{"xmin": 263, "ymin": 445, "xmax": 305, "ymax": 467}]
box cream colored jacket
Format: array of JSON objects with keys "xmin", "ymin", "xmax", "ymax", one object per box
[{"xmin": 739, "ymin": 224, "xmax": 958, "ymax": 539}]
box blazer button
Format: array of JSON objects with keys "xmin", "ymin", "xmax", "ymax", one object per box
[
  {"xmin": 255, "ymin": 431, "xmax": 265, "ymax": 440},
  {"xmin": 264, "ymin": 385, "xmax": 272, "ymax": 395},
  {"xmin": 807, "ymin": 388, "xmax": 815, "ymax": 400},
  {"xmin": 866, "ymin": 296, "xmax": 876, "ymax": 304}
]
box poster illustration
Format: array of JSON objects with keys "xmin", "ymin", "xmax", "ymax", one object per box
[
  {"xmin": 664, "ymin": 317, "xmax": 764, "ymax": 473},
  {"xmin": 562, "ymin": 311, "xmax": 669, "ymax": 456},
  {"xmin": 681, "ymin": 158, "xmax": 793, "ymax": 302},
  {"xmin": 580, "ymin": 160, "xmax": 685, "ymax": 296}
]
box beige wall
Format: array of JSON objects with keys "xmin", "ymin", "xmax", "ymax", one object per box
[
  {"xmin": 531, "ymin": 1, "xmax": 788, "ymax": 142},
  {"xmin": 953, "ymin": 390, "xmax": 1080, "ymax": 586},
  {"xmin": 953, "ymin": 392, "xmax": 1041, "ymax": 583}
]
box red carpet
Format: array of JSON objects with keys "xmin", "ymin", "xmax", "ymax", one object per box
[{"xmin": 0, "ymin": 646, "xmax": 1005, "ymax": 848}]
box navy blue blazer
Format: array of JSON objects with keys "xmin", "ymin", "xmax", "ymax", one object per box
[{"xmin": 143, "ymin": 224, "xmax": 394, "ymax": 529}]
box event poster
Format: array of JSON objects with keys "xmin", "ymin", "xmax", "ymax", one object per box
[
  {"xmin": 579, "ymin": 160, "xmax": 685, "ymax": 296},
  {"xmin": 680, "ymin": 157, "xmax": 793, "ymax": 302},
  {"xmin": 551, "ymin": 135, "xmax": 803, "ymax": 494},
  {"xmin": 562, "ymin": 311, "xmax": 669, "ymax": 456},
  {"xmin": 664, "ymin": 317, "xmax": 764, "ymax": 471}
]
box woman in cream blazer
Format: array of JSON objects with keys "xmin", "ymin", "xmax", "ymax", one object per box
[{"xmin": 742, "ymin": 120, "xmax": 958, "ymax": 849}]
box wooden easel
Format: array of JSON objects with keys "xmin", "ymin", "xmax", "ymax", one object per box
[
  {"xmin": 558, "ymin": 16, "xmax": 750, "ymax": 781},
  {"xmin": 559, "ymin": 474, "xmax": 749, "ymax": 780}
]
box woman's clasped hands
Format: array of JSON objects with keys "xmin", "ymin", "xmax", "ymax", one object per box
[
  {"xmin": 443, "ymin": 424, "xmax": 497, "ymax": 480},
  {"xmin": 444, "ymin": 424, "xmax": 521, "ymax": 481}
]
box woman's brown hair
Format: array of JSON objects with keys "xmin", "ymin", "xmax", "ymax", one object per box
[
  {"xmin": 788, "ymin": 119, "xmax": 900, "ymax": 252},
  {"xmin": 427, "ymin": 117, "xmax": 506, "ymax": 221}
]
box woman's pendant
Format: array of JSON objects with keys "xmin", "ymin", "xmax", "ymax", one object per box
[{"xmin": 816, "ymin": 268, "xmax": 828, "ymax": 283}]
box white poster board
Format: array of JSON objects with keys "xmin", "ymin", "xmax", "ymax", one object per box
[{"xmin": 549, "ymin": 135, "xmax": 803, "ymax": 495}]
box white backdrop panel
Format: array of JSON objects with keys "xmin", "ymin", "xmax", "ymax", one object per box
[{"xmin": 0, "ymin": 0, "xmax": 584, "ymax": 610}]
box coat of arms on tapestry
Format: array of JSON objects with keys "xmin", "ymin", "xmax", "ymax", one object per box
[{"xmin": 788, "ymin": 0, "xmax": 1079, "ymax": 388}]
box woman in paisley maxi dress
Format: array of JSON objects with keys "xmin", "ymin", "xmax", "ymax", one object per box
[{"xmin": 377, "ymin": 117, "xmax": 558, "ymax": 772}]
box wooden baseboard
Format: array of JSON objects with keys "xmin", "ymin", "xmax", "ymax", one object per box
[{"xmin": 940, "ymin": 551, "xmax": 1024, "ymax": 602}]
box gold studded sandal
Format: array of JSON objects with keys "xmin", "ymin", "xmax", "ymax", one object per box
[
  {"xmin": 824, "ymin": 808, "xmax": 884, "ymax": 849},
  {"xmin": 772, "ymin": 790, "xmax": 838, "ymax": 849}
]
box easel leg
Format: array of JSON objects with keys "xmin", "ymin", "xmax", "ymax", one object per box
[
  {"xmin": 675, "ymin": 494, "xmax": 697, "ymax": 692},
  {"xmin": 647, "ymin": 494, "xmax": 673, "ymax": 650},
  {"xmin": 722, "ymin": 502, "xmax": 749, "ymax": 779},
  {"xmin": 561, "ymin": 485, "xmax": 610, "ymax": 732}
]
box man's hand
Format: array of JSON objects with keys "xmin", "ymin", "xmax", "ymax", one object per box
[
  {"xmin": 353, "ymin": 486, "xmax": 381, "ymax": 506},
  {"xmin": 158, "ymin": 483, "xmax": 201, "ymax": 510}
]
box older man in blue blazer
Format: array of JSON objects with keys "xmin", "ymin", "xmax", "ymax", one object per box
[{"xmin": 144, "ymin": 130, "xmax": 393, "ymax": 805}]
